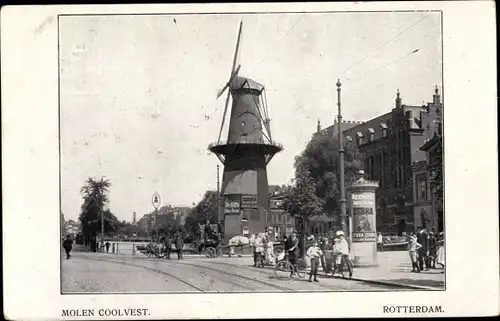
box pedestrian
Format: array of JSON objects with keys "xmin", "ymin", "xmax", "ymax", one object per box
[
  {"xmin": 105, "ymin": 240, "xmax": 111, "ymax": 253},
  {"xmin": 333, "ymin": 231, "xmax": 349, "ymax": 275},
  {"xmin": 306, "ymin": 240, "xmax": 323, "ymax": 282},
  {"xmin": 249, "ymin": 233, "xmax": 257, "ymax": 267},
  {"xmin": 175, "ymin": 233, "xmax": 184, "ymax": 260},
  {"xmin": 408, "ymin": 235, "xmax": 422, "ymax": 273},
  {"xmin": 254, "ymin": 233, "xmax": 265, "ymax": 267},
  {"xmin": 62, "ymin": 235, "xmax": 73, "ymax": 260},
  {"xmin": 428, "ymin": 232, "xmax": 438, "ymax": 268},
  {"xmin": 112, "ymin": 242, "xmax": 115, "ymax": 254},
  {"xmin": 436, "ymin": 232, "xmax": 445, "ymax": 273},
  {"xmin": 377, "ymin": 232, "xmax": 384, "ymax": 252},
  {"xmin": 285, "ymin": 231, "xmax": 299, "ymax": 272},
  {"xmin": 264, "ymin": 236, "xmax": 276, "ymax": 266},
  {"xmin": 416, "ymin": 227, "xmax": 430, "ymax": 271},
  {"xmin": 318, "ymin": 238, "xmax": 327, "ymax": 274},
  {"xmin": 164, "ymin": 237, "xmax": 172, "ymax": 259}
]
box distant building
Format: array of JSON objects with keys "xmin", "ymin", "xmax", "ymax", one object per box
[
  {"xmin": 265, "ymin": 185, "xmax": 296, "ymax": 240},
  {"xmin": 137, "ymin": 213, "xmax": 153, "ymax": 235},
  {"xmin": 172, "ymin": 207, "xmax": 192, "ymax": 225},
  {"xmin": 315, "ymin": 87, "xmax": 442, "ymax": 235},
  {"xmin": 64, "ymin": 220, "xmax": 81, "ymax": 236},
  {"xmin": 132, "ymin": 212, "xmax": 137, "ymax": 225}
]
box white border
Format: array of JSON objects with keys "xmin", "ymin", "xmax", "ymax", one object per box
[{"xmin": 2, "ymin": 2, "xmax": 498, "ymax": 319}]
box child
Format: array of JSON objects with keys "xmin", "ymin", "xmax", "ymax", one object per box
[
  {"xmin": 306, "ymin": 240, "xmax": 323, "ymax": 282},
  {"xmin": 408, "ymin": 235, "xmax": 422, "ymax": 273},
  {"xmin": 332, "ymin": 238, "xmax": 341, "ymax": 274}
]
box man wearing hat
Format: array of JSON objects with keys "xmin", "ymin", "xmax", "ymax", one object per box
[
  {"xmin": 62, "ymin": 235, "xmax": 73, "ymax": 260},
  {"xmin": 333, "ymin": 231, "xmax": 349, "ymax": 275},
  {"xmin": 285, "ymin": 231, "xmax": 299, "ymax": 271},
  {"xmin": 416, "ymin": 227, "xmax": 430, "ymax": 271}
]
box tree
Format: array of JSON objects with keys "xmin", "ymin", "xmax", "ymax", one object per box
[
  {"xmin": 295, "ymin": 134, "xmax": 364, "ymax": 216},
  {"xmin": 61, "ymin": 212, "xmax": 66, "ymax": 238},
  {"xmin": 189, "ymin": 191, "xmax": 218, "ymax": 224},
  {"xmin": 78, "ymin": 177, "xmax": 119, "ymax": 241},
  {"xmin": 184, "ymin": 191, "xmax": 218, "ymax": 239},
  {"xmin": 282, "ymin": 165, "xmax": 324, "ymax": 257},
  {"xmin": 429, "ymin": 157, "xmax": 443, "ymax": 205}
]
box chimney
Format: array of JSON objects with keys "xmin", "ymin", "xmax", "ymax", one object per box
[
  {"xmin": 433, "ymin": 86, "xmax": 441, "ymax": 104},
  {"xmin": 395, "ymin": 89, "xmax": 402, "ymax": 108},
  {"xmin": 317, "ymin": 119, "xmax": 321, "ymax": 133}
]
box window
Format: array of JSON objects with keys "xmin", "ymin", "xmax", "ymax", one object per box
[
  {"xmin": 418, "ymin": 175, "xmax": 427, "ymax": 200},
  {"xmin": 368, "ymin": 128, "xmax": 375, "ymax": 142},
  {"xmin": 356, "ymin": 132, "xmax": 363, "ymax": 145},
  {"xmin": 381, "ymin": 123, "xmax": 388, "ymax": 137}
]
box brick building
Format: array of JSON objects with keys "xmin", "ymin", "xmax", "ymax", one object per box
[
  {"xmin": 265, "ymin": 185, "xmax": 295, "ymax": 240},
  {"xmin": 415, "ymin": 128, "xmax": 443, "ymax": 233},
  {"xmin": 315, "ymin": 87, "xmax": 442, "ymax": 235}
]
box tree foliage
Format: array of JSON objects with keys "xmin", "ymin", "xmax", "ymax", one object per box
[
  {"xmin": 282, "ymin": 165, "xmax": 324, "ymax": 221},
  {"xmin": 429, "ymin": 158, "xmax": 443, "ymax": 205},
  {"xmin": 184, "ymin": 191, "xmax": 218, "ymax": 238},
  {"xmin": 294, "ymin": 135, "xmax": 364, "ymax": 216},
  {"xmin": 78, "ymin": 177, "xmax": 119, "ymax": 238}
]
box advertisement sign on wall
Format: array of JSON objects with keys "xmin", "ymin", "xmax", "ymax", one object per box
[
  {"xmin": 241, "ymin": 195, "xmax": 257, "ymax": 209},
  {"xmin": 351, "ymin": 193, "xmax": 376, "ymax": 242}
]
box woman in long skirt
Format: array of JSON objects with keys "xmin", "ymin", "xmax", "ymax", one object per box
[
  {"xmin": 436, "ymin": 232, "xmax": 445, "ymax": 273},
  {"xmin": 264, "ymin": 237, "xmax": 276, "ymax": 266}
]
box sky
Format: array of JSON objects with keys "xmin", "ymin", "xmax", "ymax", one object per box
[{"xmin": 60, "ymin": 12, "xmax": 442, "ymax": 222}]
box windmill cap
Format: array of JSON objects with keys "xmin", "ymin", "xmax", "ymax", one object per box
[{"xmin": 231, "ymin": 76, "xmax": 264, "ymax": 92}]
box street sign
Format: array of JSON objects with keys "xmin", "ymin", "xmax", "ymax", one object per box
[{"xmin": 152, "ymin": 192, "xmax": 161, "ymax": 210}]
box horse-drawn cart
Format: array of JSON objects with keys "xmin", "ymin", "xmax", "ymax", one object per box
[{"xmin": 202, "ymin": 235, "xmax": 250, "ymax": 258}]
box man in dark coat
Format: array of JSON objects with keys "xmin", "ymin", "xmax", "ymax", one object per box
[
  {"xmin": 62, "ymin": 235, "xmax": 73, "ymax": 259},
  {"xmin": 416, "ymin": 227, "xmax": 430, "ymax": 271},
  {"xmin": 164, "ymin": 237, "xmax": 172, "ymax": 259},
  {"xmin": 285, "ymin": 232, "xmax": 299, "ymax": 271},
  {"xmin": 175, "ymin": 233, "xmax": 184, "ymax": 260}
]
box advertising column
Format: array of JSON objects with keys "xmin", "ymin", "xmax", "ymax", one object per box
[{"xmin": 347, "ymin": 175, "xmax": 379, "ymax": 267}]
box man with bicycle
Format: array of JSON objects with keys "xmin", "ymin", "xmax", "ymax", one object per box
[
  {"xmin": 284, "ymin": 231, "xmax": 299, "ymax": 274},
  {"xmin": 333, "ymin": 231, "xmax": 350, "ymax": 275}
]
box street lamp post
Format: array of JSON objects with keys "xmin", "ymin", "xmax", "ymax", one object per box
[{"xmin": 336, "ymin": 79, "xmax": 348, "ymax": 236}]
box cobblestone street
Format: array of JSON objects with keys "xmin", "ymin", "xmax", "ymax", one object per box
[{"xmin": 61, "ymin": 246, "xmax": 441, "ymax": 293}]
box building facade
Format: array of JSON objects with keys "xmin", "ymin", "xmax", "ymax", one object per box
[
  {"xmin": 416, "ymin": 130, "xmax": 443, "ymax": 233},
  {"xmin": 262, "ymin": 185, "xmax": 295, "ymax": 240},
  {"xmin": 315, "ymin": 87, "xmax": 442, "ymax": 235}
]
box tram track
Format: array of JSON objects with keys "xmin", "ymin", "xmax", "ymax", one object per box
[
  {"xmin": 82, "ymin": 256, "xmax": 205, "ymax": 292},
  {"xmin": 193, "ymin": 260, "xmax": 401, "ymax": 291},
  {"xmin": 83, "ymin": 255, "xmax": 284, "ymax": 292},
  {"xmin": 167, "ymin": 260, "xmax": 295, "ymax": 292},
  {"xmin": 193, "ymin": 260, "xmax": 348, "ymax": 291}
]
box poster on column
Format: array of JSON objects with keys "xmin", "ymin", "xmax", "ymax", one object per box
[{"xmin": 351, "ymin": 193, "xmax": 376, "ymax": 242}]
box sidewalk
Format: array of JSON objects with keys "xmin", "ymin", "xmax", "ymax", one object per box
[{"xmin": 316, "ymin": 251, "xmax": 445, "ymax": 290}]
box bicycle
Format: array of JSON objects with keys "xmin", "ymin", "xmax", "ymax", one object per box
[
  {"xmin": 273, "ymin": 251, "xmax": 307, "ymax": 280},
  {"xmin": 333, "ymin": 253, "xmax": 353, "ymax": 278}
]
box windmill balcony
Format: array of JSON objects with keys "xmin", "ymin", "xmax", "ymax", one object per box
[{"xmin": 208, "ymin": 139, "xmax": 283, "ymax": 150}]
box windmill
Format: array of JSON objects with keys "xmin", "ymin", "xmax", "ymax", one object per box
[{"xmin": 208, "ymin": 21, "xmax": 283, "ymax": 242}]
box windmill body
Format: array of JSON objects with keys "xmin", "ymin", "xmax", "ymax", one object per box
[{"xmin": 208, "ymin": 24, "xmax": 283, "ymax": 242}]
